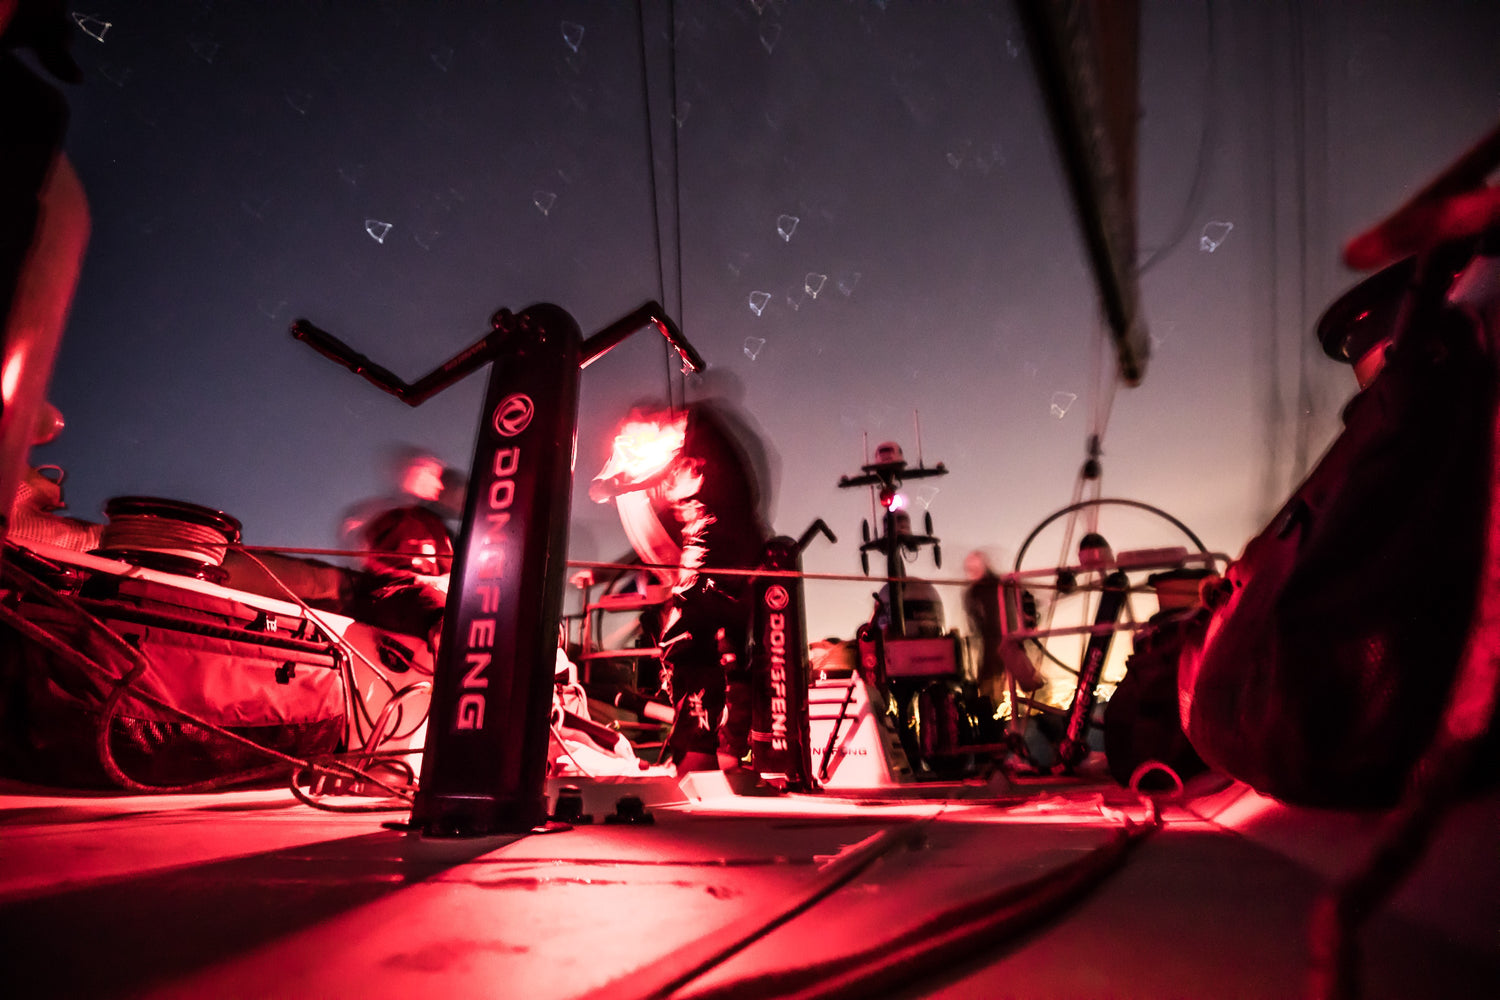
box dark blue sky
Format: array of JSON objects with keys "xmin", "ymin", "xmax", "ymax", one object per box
[{"xmin": 36, "ymin": 0, "xmax": 1500, "ymax": 636}]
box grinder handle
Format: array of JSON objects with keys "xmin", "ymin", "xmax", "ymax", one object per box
[
  {"xmin": 796, "ymin": 518, "xmax": 837, "ymax": 553},
  {"xmin": 580, "ymin": 301, "xmax": 705, "ymax": 373},
  {"xmin": 290, "ymin": 318, "xmax": 414, "ymax": 401},
  {"xmin": 651, "ymin": 310, "xmax": 706, "ymax": 374}
]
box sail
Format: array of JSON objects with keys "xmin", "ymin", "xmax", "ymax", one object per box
[{"xmin": 1018, "ymin": 0, "xmax": 1149, "ymax": 385}]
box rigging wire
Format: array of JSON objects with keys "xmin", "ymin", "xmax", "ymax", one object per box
[
  {"xmin": 636, "ymin": 0, "xmax": 687, "ymax": 414},
  {"xmin": 1137, "ymin": 0, "xmax": 1219, "ymax": 275},
  {"xmin": 1041, "ymin": 319, "xmax": 1118, "ymax": 665}
]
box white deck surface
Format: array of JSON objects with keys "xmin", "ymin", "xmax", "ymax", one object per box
[{"xmin": 2, "ymin": 770, "xmax": 1495, "ymax": 999}]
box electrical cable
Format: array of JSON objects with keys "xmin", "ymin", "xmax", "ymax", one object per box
[
  {"xmin": 226, "ymin": 549, "xmax": 615, "ymax": 788},
  {"xmin": 356, "ymin": 681, "xmax": 433, "ymax": 752},
  {"xmin": 1128, "ymin": 759, "xmax": 1184, "ymax": 798},
  {"xmin": 229, "ymin": 545, "xmax": 402, "ymax": 689},
  {"xmin": 384, "ymin": 682, "xmax": 432, "ymax": 742}
]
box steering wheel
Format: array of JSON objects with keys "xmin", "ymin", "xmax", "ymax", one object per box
[{"xmin": 1011, "ymin": 497, "xmax": 1214, "ymax": 682}]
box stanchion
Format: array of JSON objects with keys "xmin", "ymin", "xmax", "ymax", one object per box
[{"xmin": 748, "ymin": 520, "xmax": 835, "ymax": 791}]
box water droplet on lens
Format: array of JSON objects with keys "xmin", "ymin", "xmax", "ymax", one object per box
[{"xmin": 1199, "ymin": 220, "xmax": 1234, "ymax": 253}]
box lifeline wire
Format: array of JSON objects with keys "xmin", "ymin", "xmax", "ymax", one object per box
[{"xmin": 239, "ymin": 545, "xmax": 1222, "ymax": 594}]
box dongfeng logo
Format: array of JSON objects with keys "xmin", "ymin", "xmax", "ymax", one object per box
[
  {"xmin": 765, "ymin": 584, "xmax": 790, "ymax": 610},
  {"xmin": 493, "ymin": 394, "xmax": 535, "ymax": 437}
]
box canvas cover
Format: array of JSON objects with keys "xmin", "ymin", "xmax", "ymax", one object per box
[
  {"xmin": 1178, "ymin": 254, "xmax": 1497, "ymax": 806},
  {"xmin": 0, "ymin": 592, "xmax": 344, "ymax": 789}
]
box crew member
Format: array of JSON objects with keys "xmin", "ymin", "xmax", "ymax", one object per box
[
  {"xmin": 962, "ymin": 549, "xmax": 1042, "ymax": 703},
  {"xmin": 590, "ymin": 399, "xmax": 772, "ymax": 775}
]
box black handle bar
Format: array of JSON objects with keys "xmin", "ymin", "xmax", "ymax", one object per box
[
  {"xmin": 290, "ymin": 300, "xmax": 704, "ymax": 407},
  {"xmin": 580, "ymin": 302, "xmax": 705, "ymax": 373},
  {"xmin": 796, "ymin": 518, "xmax": 837, "ymax": 553}
]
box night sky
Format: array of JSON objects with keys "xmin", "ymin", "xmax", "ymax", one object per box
[{"xmin": 32, "ymin": 0, "xmax": 1500, "ymax": 639}]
